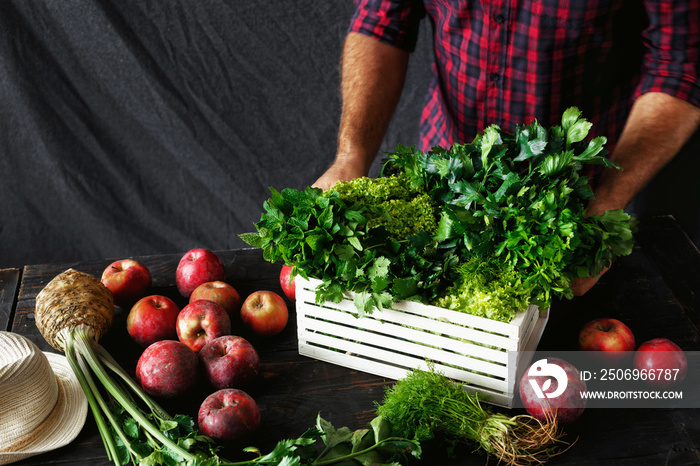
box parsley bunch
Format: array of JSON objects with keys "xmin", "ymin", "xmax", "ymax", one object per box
[
  {"xmin": 240, "ymin": 176, "xmax": 439, "ymax": 316},
  {"xmin": 387, "ymin": 107, "xmax": 635, "ymax": 309}
]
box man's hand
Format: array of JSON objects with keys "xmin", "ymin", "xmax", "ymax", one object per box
[
  {"xmin": 312, "ymin": 157, "xmax": 368, "ymax": 190},
  {"xmin": 570, "ymin": 93, "xmax": 700, "ymax": 297},
  {"xmin": 570, "ymin": 266, "xmax": 610, "ymax": 296}
]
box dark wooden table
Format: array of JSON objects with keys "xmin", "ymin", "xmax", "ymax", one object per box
[{"xmin": 3, "ymin": 215, "xmax": 699, "ymax": 466}]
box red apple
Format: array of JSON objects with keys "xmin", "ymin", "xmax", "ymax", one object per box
[
  {"xmin": 126, "ymin": 295, "xmax": 181, "ymax": 347},
  {"xmin": 177, "ymin": 299, "xmax": 231, "ymax": 353},
  {"xmin": 578, "ymin": 318, "xmax": 636, "ymax": 364},
  {"xmin": 198, "ymin": 389, "xmax": 261, "ymax": 442},
  {"xmin": 190, "ymin": 281, "xmax": 241, "ymax": 317},
  {"xmin": 176, "ymin": 248, "xmax": 226, "ymax": 298},
  {"xmin": 199, "ymin": 335, "xmax": 260, "ymax": 389},
  {"xmin": 136, "ymin": 340, "xmax": 199, "ymax": 398},
  {"xmin": 519, "ymin": 357, "xmax": 587, "ymax": 424},
  {"xmin": 240, "ymin": 290, "xmax": 288, "ymax": 337},
  {"xmin": 100, "ymin": 259, "xmax": 152, "ymax": 307},
  {"xmin": 579, "ymin": 318, "xmax": 636, "ymax": 352},
  {"xmin": 279, "ymin": 265, "xmax": 296, "ymax": 301},
  {"xmin": 633, "ymin": 338, "xmax": 687, "ymax": 388}
]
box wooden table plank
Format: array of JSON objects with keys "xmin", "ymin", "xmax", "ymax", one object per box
[
  {"xmin": 9, "ymin": 218, "xmax": 700, "ymax": 465},
  {"xmin": 0, "ymin": 268, "xmax": 20, "ymax": 331},
  {"xmin": 635, "ymin": 215, "xmax": 700, "ymax": 338}
]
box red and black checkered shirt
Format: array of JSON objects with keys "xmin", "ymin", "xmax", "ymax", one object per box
[{"xmin": 350, "ymin": 0, "xmax": 700, "ymax": 152}]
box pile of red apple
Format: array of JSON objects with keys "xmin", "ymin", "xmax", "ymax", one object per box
[
  {"xmin": 519, "ymin": 317, "xmax": 688, "ymax": 425},
  {"xmin": 100, "ymin": 249, "xmax": 295, "ymax": 443}
]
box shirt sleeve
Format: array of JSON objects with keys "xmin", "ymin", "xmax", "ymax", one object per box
[
  {"xmin": 636, "ymin": 0, "xmax": 700, "ymax": 107},
  {"xmin": 349, "ymin": 0, "xmax": 425, "ymax": 52}
]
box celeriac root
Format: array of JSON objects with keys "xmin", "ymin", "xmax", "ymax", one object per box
[{"xmin": 34, "ymin": 268, "xmax": 114, "ymax": 351}]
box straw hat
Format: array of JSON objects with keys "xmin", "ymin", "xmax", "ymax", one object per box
[{"xmin": 0, "ymin": 331, "xmax": 88, "ymax": 465}]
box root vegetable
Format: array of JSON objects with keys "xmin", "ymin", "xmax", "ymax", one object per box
[
  {"xmin": 34, "ymin": 269, "xmax": 224, "ymax": 465},
  {"xmin": 35, "ymin": 269, "xmax": 114, "ymax": 351}
]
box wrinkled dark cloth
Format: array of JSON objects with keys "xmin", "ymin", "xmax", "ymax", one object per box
[{"xmin": 0, "ymin": 0, "xmax": 430, "ymax": 267}]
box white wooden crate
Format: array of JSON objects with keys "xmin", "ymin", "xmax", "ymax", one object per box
[{"xmin": 295, "ymin": 277, "xmax": 549, "ymax": 408}]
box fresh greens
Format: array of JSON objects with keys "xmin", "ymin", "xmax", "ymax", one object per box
[
  {"xmin": 328, "ymin": 173, "xmax": 438, "ymax": 240},
  {"xmin": 239, "ymin": 175, "xmax": 438, "ymax": 316},
  {"xmin": 236, "ymin": 414, "xmax": 421, "ymax": 466},
  {"xmin": 434, "ymin": 256, "xmax": 533, "ymax": 322},
  {"xmin": 375, "ymin": 365, "xmax": 566, "ymax": 465},
  {"xmin": 386, "ymin": 107, "xmax": 635, "ymax": 309},
  {"xmin": 241, "ymin": 108, "xmax": 636, "ymax": 319}
]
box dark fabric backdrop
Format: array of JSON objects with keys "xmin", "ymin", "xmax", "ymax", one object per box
[
  {"xmin": 0, "ymin": 0, "xmax": 432, "ymax": 268},
  {"xmin": 0, "ymin": 1, "xmax": 697, "ymax": 269}
]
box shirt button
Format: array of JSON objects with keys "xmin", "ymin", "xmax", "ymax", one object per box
[
  {"xmin": 495, "ymin": 13, "xmax": 505, "ymax": 24},
  {"xmin": 490, "ymin": 72, "xmax": 501, "ymax": 82}
]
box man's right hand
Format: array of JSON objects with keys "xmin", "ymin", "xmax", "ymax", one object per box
[{"xmin": 312, "ymin": 159, "xmax": 367, "ymax": 190}]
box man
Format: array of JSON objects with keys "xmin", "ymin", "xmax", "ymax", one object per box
[{"xmin": 314, "ymin": 0, "xmax": 700, "ymax": 295}]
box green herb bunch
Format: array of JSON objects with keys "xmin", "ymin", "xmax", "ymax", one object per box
[
  {"xmin": 240, "ymin": 174, "xmax": 439, "ymax": 316},
  {"xmin": 235, "ymin": 414, "xmax": 421, "ymax": 466},
  {"xmin": 386, "ymin": 107, "xmax": 635, "ymax": 310},
  {"xmin": 241, "ymin": 108, "xmax": 636, "ymax": 319},
  {"xmin": 375, "ymin": 366, "xmax": 566, "ymax": 465},
  {"xmin": 328, "ymin": 173, "xmax": 438, "ymax": 240}
]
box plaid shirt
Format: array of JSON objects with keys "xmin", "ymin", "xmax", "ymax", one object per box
[{"xmin": 350, "ymin": 0, "xmax": 700, "ymax": 152}]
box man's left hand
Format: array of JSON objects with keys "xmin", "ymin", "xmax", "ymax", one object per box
[{"xmin": 570, "ymin": 266, "xmax": 610, "ymax": 296}]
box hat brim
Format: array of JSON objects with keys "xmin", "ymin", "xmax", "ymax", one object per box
[{"xmin": 0, "ymin": 352, "xmax": 88, "ymax": 465}]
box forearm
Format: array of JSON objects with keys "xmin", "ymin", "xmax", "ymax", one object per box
[
  {"xmin": 588, "ymin": 92, "xmax": 700, "ymax": 215},
  {"xmin": 314, "ymin": 33, "xmax": 409, "ymax": 189}
]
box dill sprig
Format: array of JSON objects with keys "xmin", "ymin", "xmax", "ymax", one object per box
[{"xmin": 375, "ymin": 366, "xmax": 569, "ymax": 465}]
